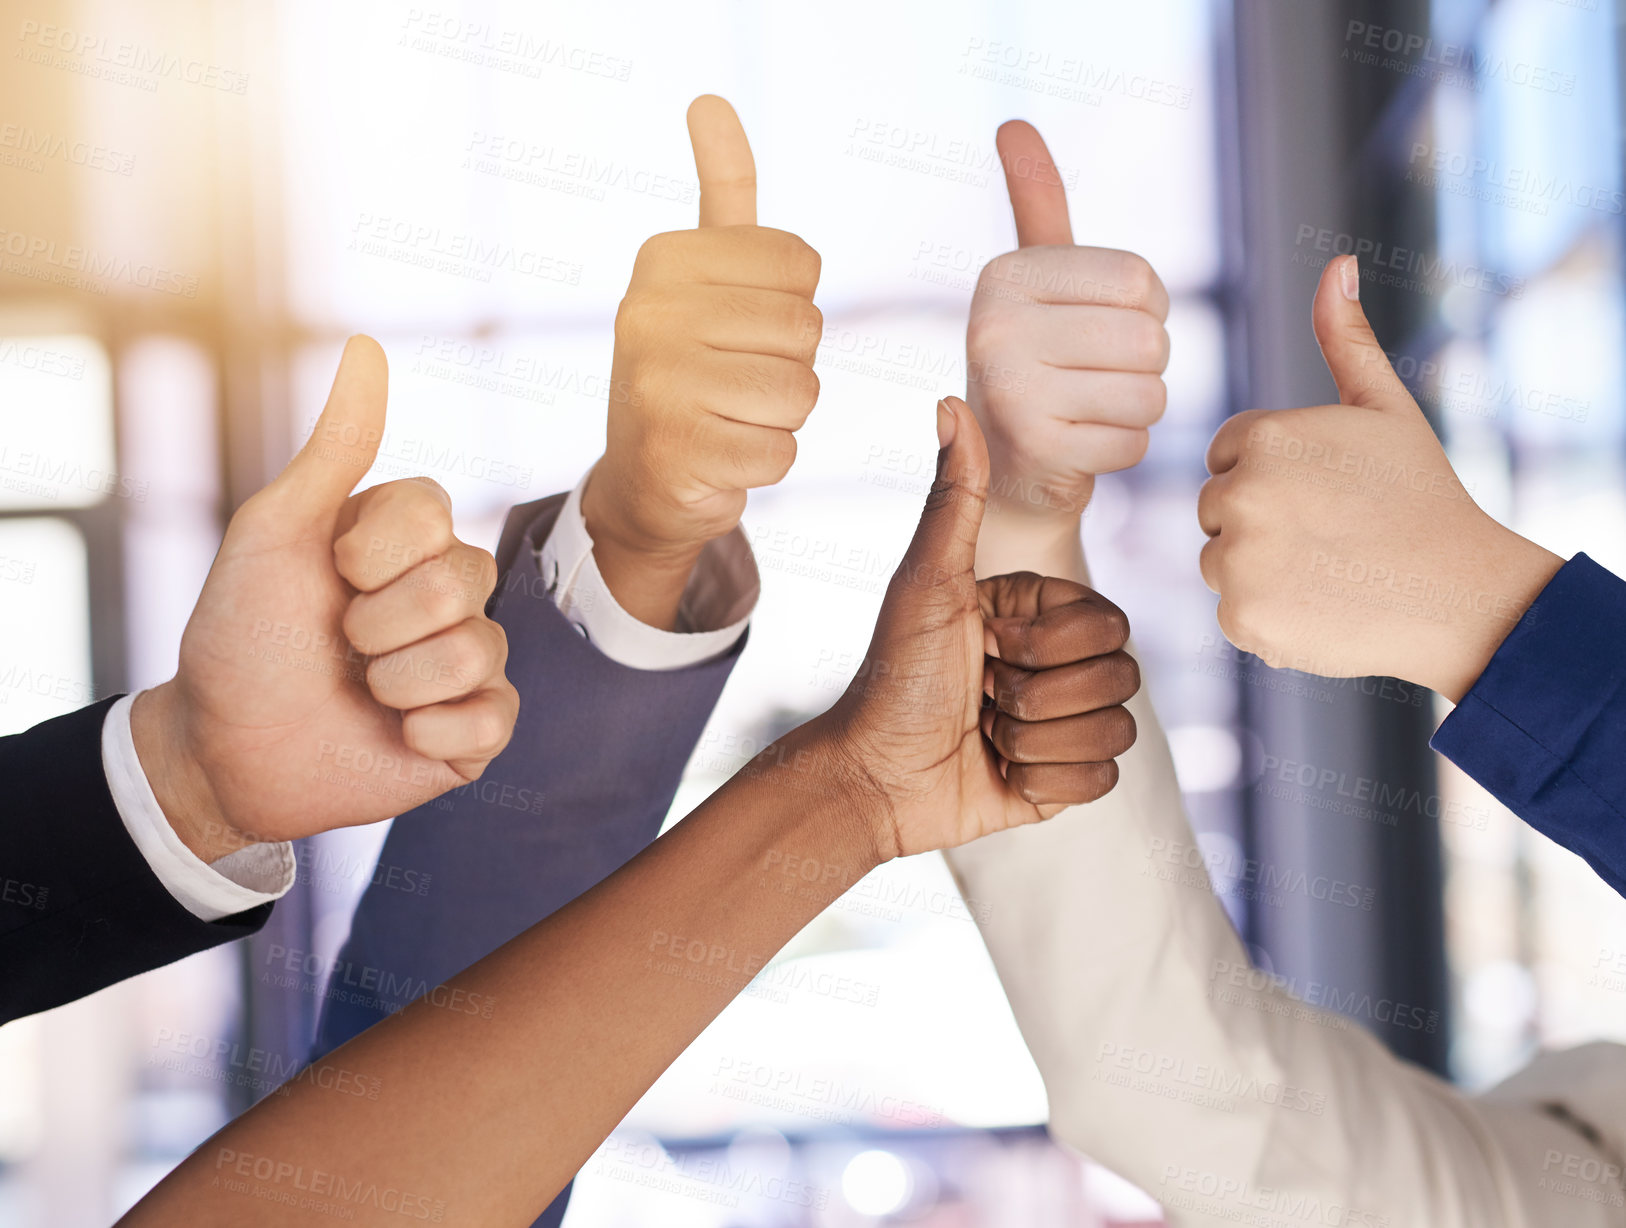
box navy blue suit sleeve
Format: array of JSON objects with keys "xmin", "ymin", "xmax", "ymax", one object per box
[
  {"xmin": 1431, "ymin": 553, "xmax": 1626, "ymax": 897},
  {"xmin": 0, "ymin": 698, "xmax": 270, "ymax": 1024}
]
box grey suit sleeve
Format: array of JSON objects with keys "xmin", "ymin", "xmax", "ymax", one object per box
[
  {"xmin": 306, "ymin": 495, "xmax": 751, "ymax": 1228},
  {"xmin": 310, "ymin": 494, "xmax": 745, "ymax": 1046}
]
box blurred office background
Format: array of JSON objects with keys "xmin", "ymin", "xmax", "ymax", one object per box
[{"xmin": 0, "ymin": 0, "xmax": 1622, "ymax": 1223}]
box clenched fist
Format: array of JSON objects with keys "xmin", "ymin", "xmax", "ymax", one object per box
[
  {"xmin": 1197, "ymin": 256, "xmax": 1563, "ymax": 701},
  {"xmin": 131, "ymin": 338, "xmax": 520, "ymax": 860},
  {"xmin": 583, "ymin": 94, "xmax": 822, "ymax": 628},
  {"xmin": 816, "ymin": 397, "xmax": 1139, "ymax": 860},
  {"xmin": 966, "ymin": 121, "xmax": 1169, "ymax": 529}
]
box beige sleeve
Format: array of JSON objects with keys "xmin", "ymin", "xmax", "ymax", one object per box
[{"xmin": 944, "ymin": 649, "xmax": 1626, "ymax": 1228}]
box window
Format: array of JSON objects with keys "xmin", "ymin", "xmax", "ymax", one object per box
[{"xmin": 1418, "ymin": 0, "xmax": 1626, "ymax": 1087}]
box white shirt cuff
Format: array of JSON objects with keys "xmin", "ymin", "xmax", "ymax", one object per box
[
  {"xmin": 101, "ymin": 693, "xmax": 296, "ymax": 922},
  {"xmin": 536, "ymin": 470, "xmax": 758, "ymax": 671}
]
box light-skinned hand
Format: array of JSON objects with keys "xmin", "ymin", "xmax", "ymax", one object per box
[
  {"xmin": 1197, "ymin": 256, "xmax": 1563, "ymax": 701},
  {"xmin": 966, "ymin": 120, "xmax": 1169, "ymax": 540},
  {"xmin": 131, "ymin": 337, "xmax": 520, "ymax": 861},
  {"xmin": 582, "ymin": 94, "xmax": 822, "ymax": 629}
]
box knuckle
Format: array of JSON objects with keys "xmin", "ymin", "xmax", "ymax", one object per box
[
  {"xmin": 486, "ymin": 617, "xmax": 510, "ymax": 668},
  {"xmin": 784, "ymin": 363, "xmax": 820, "ymax": 417},
  {"xmin": 1199, "ymin": 541, "xmax": 1219, "ymax": 593},
  {"xmin": 1201, "ymin": 478, "xmax": 1232, "ymax": 525},
  {"xmin": 780, "ymin": 233, "xmax": 821, "ymax": 290},
  {"xmin": 1002, "ymin": 626, "xmax": 1039, "ymax": 671},
  {"xmin": 995, "ymin": 714, "xmax": 1029, "ymax": 761},
  {"xmin": 439, "ymin": 627, "xmax": 487, "ymax": 685},
  {"xmin": 1136, "ymin": 376, "xmax": 1169, "ymax": 424},
  {"xmin": 1226, "ymin": 473, "xmax": 1271, "ymax": 522},
  {"xmin": 761, "ymin": 229, "xmax": 821, "ymax": 290},
  {"xmin": 633, "ymin": 230, "xmax": 681, "ymax": 273},
  {"xmin": 339, "ymin": 599, "xmax": 373, "ymax": 652},
  {"xmin": 1117, "ymin": 428, "xmax": 1152, "ymax": 470},
  {"xmin": 1016, "ymin": 772, "xmax": 1047, "ymax": 807},
  {"xmin": 1100, "ymin": 605, "xmax": 1131, "ymax": 650},
  {"xmin": 997, "ymin": 675, "xmax": 1034, "ymax": 722},
  {"xmin": 455, "ymin": 755, "xmax": 492, "ymax": 782},
  {"xmin": 1222, "ymin": 603, "xmax": 1260, "ymax": 654},
  {"xmin": 411, "ymin": 475, "xmax": 450, "ymax": 506},
  {"xmin": 614, "ymin": 286, "xmax": 671, "ymax": 342},
  {"xmin": 1243, "ymin": 416, "xmax": 1285, "ymax": 455},
  {"xmin": 381, "ymin": 483, "xmax": 450, "ymax": 555},
  {"xmin": 1201, "ymin": 536, "xmax": 1224, "ymax": 581},
  {"xmin": 331, "ymin": 529, "xmax": 364, "ymax": 578},
  {"xmin": 468, "ymin": 547, "xmax": 499, "ymax": 599},
  {"xmin": 965, "ymin": 298, "xmax": 1010, "ymax": 358},
  {"xmin": 612, "ymin": 293, "xmax": 645, "ymax": 342},
  {"xmin": 1130, "ymin": 316, "xmax": 1170, "ymax": 371},
  {"xmin": 1107, "ymin": 706, "xmax": 1138, "ymax": 754},
  {"xmin": 1116, "ymin": 250, "xmax": 1158, "ymax": 308},
  {"xmin": 762, "ymin": 430, "xmax": 797, "ymax": 483},
  {"xmin": 418, "ymin": 575, "xmax": 464, "ymax": 627},
  {"xmin": 469, "ymin": 704, "xmax": 512, "ymax": 759},
  {"xmin": 794, "ymin": 301, "xmax": 824, "ymax": 357},
  {"xmin": 977, "ymin": 252, "xmax": 1019, "ymax": 292},
  {"xmin": 413, "ymin": 502, "xmax": 454, "ymax": 557},
  {"xmin": 1111, "ymin": 652, "xmax": 1142, "ymax": 702},
  {"xmin": 1084, "ymin": 760, "xmax": 1121, "ymax": 801}
]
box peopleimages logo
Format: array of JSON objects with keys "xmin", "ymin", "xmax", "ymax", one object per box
[
  {"xmin": 1343, "ymin": 20, "xmax": 1577, "ymax": 95},
  {"xmin": 1095, "ymin": 1041, "xmax": 1329, "ymax": 1115},
  {"xmin": 1208, "ymin": 959, "xmax": 1440, "ymax": 1034},
  {"xmin": 1407, "ymin": 143, "xmax": 1625, "ymax": 218},
  {"xmin": 0, "ymin": 228, "xmax": 199, "ymax": 297},
  {"xmin": 14, "ymin": 20, "xmax": 250, "ymax": 94},
  {"xmin": 0, "ymin": 124, "xmax": 135, "ymax": 175},
  {"xmin": 1292, "ymin": 225, "xmax": 1523, "ymax": 299},
  {"xmin": 348, "ymin": 214, "xmax": 584, "ymax": 286},
  {"xmin": 594, "ymin": 1137, "xmax": 831, "ymax": 1210},
  {"xmin": 1158, "ymin": 1164, "xmax": 1392, "ymax": 1226},
  {"xmin": 0, "ymin": 338, "xmax": 86, "ymax": 380},
  {"xmin": 398, "ymin": 11, "xmax": 632, "ymax": 82},
  {"xmin": 212, "ymin": 1148, "xmax": 445, "ymax": 1222}
]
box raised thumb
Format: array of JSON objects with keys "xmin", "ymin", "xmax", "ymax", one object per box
[
  {"xmin": 1311, "ymin": 256, "xmax": 1409, "ymax": 411},
  {"xmin": 996, "ymin": 120, "xmax": 1073, "ymax": 248},
  {"xmin": 900, "ymin": 397, "xmax": 990, "ymax": 582},
  {"xmin": 687, "ymin": 94, "xmax": 756, "ymax": 228},
  {"xmin": 272, "ymin": 335, "xmax": 388, "ymax": 517}
]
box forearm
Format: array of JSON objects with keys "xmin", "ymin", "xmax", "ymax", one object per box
[
  {"xmin": 129, "ymin": 682, "xmax": 241, "ymax": 863},
  {"xmin": 310, "ymin": 541, "xmax": 744, "ymax": 1058},
  {"xmin": 1416, "ymin": 528, "xmax": 1562, "ymax": 704},
  {"xmin": 973, "ymin": 505, "xmax": 1088, "ymax": 585},
  {"xmin": 963, "ymin": 518, "xmax": 1508, "ymax": 1224},
  {"xmin": 583, "ymin": 525, "xmax": 703, "ymax": 632},
  {"xmin": 578, "ymin": 469, "xmax": 703, "ymax": 632},
  {"xmin": 946, "ymin": 666, "xmax": 1557, "ymax": 1228},
  {"xmin": 124, "ymin": 724, "xmax": 879, "ymax": 1228}
]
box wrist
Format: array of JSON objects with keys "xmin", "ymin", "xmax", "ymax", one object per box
[
  {"xmin": 742, "ymin": 712, "xmax": 894, "ymax": 871},
  {"xmin": 580, "ymin": 464, "xmax": 707, "ymax": 632},
  {"xmin": 1419, "ymin": 528, "xmax": 1564, "ymax": 704},
  {"xmin": 974, "ymin": 498, "xmax": 1089, "ymax": 585},
  {"xmin": 130, "ymin": 683, "xmax": 244, "ymax": 863}
]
